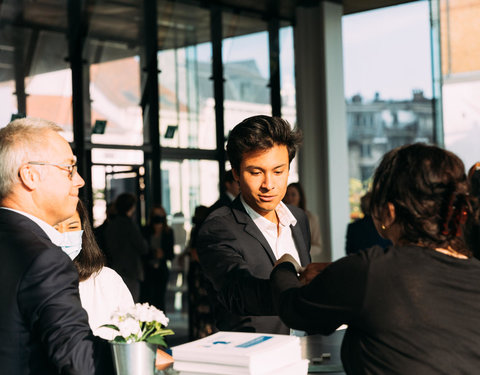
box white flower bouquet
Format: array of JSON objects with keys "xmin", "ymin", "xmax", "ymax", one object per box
[{"xmin": 102, "ymin": 303, "xmax": 174, "ymax": 347}]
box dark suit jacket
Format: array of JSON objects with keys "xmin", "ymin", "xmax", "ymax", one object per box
[
  {"xmin": 197, "ymin": 197, "xmax": 311, "ymax": 334},
  {"xmin": 208, "ymin": 192, "xmax": 234, "ymax": 214},
  {"xmin": 103, "ymin": 214, "xmax": 148, "ymax": 281},
  {"xmin": 345, "ymin": 215, "xmax": 392, "ymax": 255},
  {"xmin": 0, "ymin": 209, "xmax": 113, "ymax": 374}
]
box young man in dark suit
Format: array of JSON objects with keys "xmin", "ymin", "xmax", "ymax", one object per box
[
  {"xmin": 197, "ymin": 115, "xmax": 311, "ymax": 334},
  {"xmin": 0, "ymin": 118, "xmax": 112, "ymax": 374}
]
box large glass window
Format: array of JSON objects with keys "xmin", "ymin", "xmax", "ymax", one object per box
[
  {"xmin": 27, "ymin": 30, "xmax": 73, "ymax": 138},
  {"xmin": 160, "ymin": 159, "xmax": 219, "ymax": 252},
  {"xmin": 157, "ymin": 4, "xmax": 214, "ymax": 150},
  {"xmin": 441, "ymin": 0, "xmax": 480, "ymax": 170},
  {"xmin": 89, "ymin": 55, "xmax": 142, "ymax": 146},
  {"xmin": 84, "ymin": 1, "xmax": 144, "ymax": 224},
  {"xmin": 0, "ymin": 22, "xmax": 24, "ymax": 126},
  {"xmin": 222, "ymin": 14, "xmax": 271, "ymax": 136},
  {"xmin": 342, "ymin": 1, "xmax": 435, "ymax": 218},
  {"xmin": 85, "ymin": 1, "xmax": 143, "ymax": 146}
]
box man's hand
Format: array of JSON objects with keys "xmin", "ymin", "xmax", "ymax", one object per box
[
  {"xmin": 274, "ymin": 254, "xmax": 303, "ymax": 274},
  {"xmin": 299, "ymin": 262, "xmax": 331, "ymax": 285}
]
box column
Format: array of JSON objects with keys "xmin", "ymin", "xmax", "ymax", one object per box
[{"xmin": 294, "ymin": 1, "xmax": 350, "ymax": 261}]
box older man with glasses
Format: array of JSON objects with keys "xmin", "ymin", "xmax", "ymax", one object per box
[{"xmin": 0, "ymin": 118, "xmax": 113, "ymax": 374}]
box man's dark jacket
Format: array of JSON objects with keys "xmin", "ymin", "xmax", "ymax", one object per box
[
  {"xmin": 197, "ymin": 197, "xmax": 311, "ymax": 334},
  {"xmin": 0, "ymin": 209, "xmax": 113, "ymax": 374}
]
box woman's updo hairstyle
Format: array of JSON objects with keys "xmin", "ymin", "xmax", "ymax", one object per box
[{"xmin": 370, "ymin": 143, "xmax": 471, "ymax": 256}]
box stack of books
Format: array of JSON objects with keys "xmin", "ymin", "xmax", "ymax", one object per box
[{"xmin": 171, "ymin": 331, "xmax": 308, "ymax": 375}]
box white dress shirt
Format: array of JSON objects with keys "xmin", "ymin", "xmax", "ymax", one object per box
[{"xmin": 240, "ymin": 196, "xmax": 301, "ymax": 265}]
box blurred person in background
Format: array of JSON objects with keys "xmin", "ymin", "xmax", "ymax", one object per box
[
  {"xmin": 94, "ymin": 202, "xmax": 116, "ymax": 252},
  {"xmin": 103, "ymin": 193, "xmax": 148, "ymax": 302},
  {"xmin": 345, "ymin": 191, "xmax": 392, "ymax": 255},
  {"xmin": 186, "ymin": 205, "xmax": 216, "ymax": 340},
  {"xmin": 141, "ymin": 204, "xmax": 174, "ymax": 311},
  {"xmin": 283, "ymin": 182, "xmax": 323, "ymax": 261},
  {"xmin": 209, "ymin": 169, "xmax": 240, "ymax": 213}
]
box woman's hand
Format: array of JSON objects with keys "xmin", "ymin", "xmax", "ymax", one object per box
[{"xmin": 299, "ymin": 262, "xmax": 331, "ymax": 285}]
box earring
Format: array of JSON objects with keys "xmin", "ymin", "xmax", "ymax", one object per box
[{"xmin": 381, "ymin": 224, "xmax": 386, "ymax": 230}]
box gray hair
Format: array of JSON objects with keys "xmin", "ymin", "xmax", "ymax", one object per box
[{"xmin": 0, "ymin": 117, "xmax": 62, "ymax": 201}]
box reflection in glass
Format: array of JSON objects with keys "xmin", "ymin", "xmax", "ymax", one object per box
[
  {"xmin": 89, "ymin": 55, "xmax": 142, "ymax": 145},
  {"xmin": 160, "ymin": 159, "xmax": 219, "ymax": 248},
  {"xmin": 0, "ymin": 79, "xmax": 16, "ymax": 127},
  {"xmin": 156, "ymin": 3, "xmax": 214, "ymax": 150},
  {"xmin": 343, "ymin": 1, "xmax": 434, "ymax": 218},
  {"xmin": 441, "ymin": 0, "xmax": 480, "ymax": 169},
  {"xmin": 158, "ymin": 42, "xmax": 215, "ymax": 149},
  {"xmin": 26, "ymin": 30, "xmax": 72, "ymax": 137},
  {"xmin": 222, "ymin": 23, "xmax": 271, "ymax": 137}
]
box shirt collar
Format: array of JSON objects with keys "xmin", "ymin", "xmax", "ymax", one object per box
[
  {"xmin": 240, "ymin": 195, "xmax": 297, "ymax": 227},
  {"xmin": 226, "ymin": 191, "xmax": 236, "ymax": 202},
  {"xmin": 0, "ymin": 207, "xmax": 64, "ymax": 246}
]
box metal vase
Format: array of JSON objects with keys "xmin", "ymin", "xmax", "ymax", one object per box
[{"xmin": 110, "ymin": 341, "xmax": 156, "ymax": 375}]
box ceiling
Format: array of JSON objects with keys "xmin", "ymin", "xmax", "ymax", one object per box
[{"xmin": 0, "ymin": 0, "xmax": 417, "ymax": 83}]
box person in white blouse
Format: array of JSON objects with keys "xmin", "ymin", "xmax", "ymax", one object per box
[{"xmin": 54, "ymin": 200, "xmax": 134, "ymax": 340}]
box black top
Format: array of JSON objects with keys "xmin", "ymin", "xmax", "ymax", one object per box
[{"xmin": 271, "ymin": 245, "xmax": 480, "ymax": 374}]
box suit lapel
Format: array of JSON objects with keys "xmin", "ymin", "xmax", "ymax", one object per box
[{"xmin": 231, "ymin": 198, "xmax": 277, "ymax": 264}]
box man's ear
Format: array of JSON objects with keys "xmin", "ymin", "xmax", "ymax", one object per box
[{"xmin": 18, "ymin": 164, "xmax": 40, "ymax": 191}]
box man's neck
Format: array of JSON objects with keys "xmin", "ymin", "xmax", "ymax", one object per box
[{"xmin": 240, "ymin": 195, "xmax": 279, "ymax": 225}]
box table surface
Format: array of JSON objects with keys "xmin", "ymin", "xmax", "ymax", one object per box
[{"xmin": 301, "ymin": 329, "xmax": 346, "ymax": 374}]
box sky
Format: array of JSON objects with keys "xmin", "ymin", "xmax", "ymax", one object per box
[
  {"xmin": 194, "ymin": 1, "xmax": 433, "ymax": 102},
  {"xmin": 342, "ymin": 0, "xmax": 432, "ymax": 101}
]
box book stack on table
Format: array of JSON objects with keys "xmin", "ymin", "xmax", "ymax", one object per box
[{"xmin": 171, "ymin": 331, "xmax": 309, "ymax": 375}]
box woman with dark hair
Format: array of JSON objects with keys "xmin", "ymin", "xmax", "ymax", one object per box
[
  {"xmin": 283, "ymin": 182, "xmax": 323, "ymax": 261},
  {"xmin": 55, "ymin": 200, "xmax": 134, "ymax": 339},
  {"xmin": 271, "ymin": 143, "xmax": 480, "ymax": 374},
  {"xmin": 141, "ymin": 204, "xmax": 174, "ymax": 311}
]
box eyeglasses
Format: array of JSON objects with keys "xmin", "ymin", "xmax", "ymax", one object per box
[{"xmin": 28, "ymin": 158, "xmax": 78, "ymax": 179}]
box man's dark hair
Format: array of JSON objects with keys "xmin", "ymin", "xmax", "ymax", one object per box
[{"xmin": 226, "ymin": 115, "xmax": 302, "ymax": 172}]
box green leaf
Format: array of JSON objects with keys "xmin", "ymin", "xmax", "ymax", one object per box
[
  {"xmin": 156, "ymin": 329, "xmax": 175, "ymax": 336},
  {"xmin": 146, "ymin": 335, "xmax": 167, "ymax": 347},
  {"xmin": 111, "ymin": 335, "xmax": 127, "ymax": 343},
  {"xmin": 139, "ymin": 326, "xmax": 156, "ymax": 341},
  {"xmin": 100, "ymin": 324, "xmax": 120, "ymax": 331}
]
